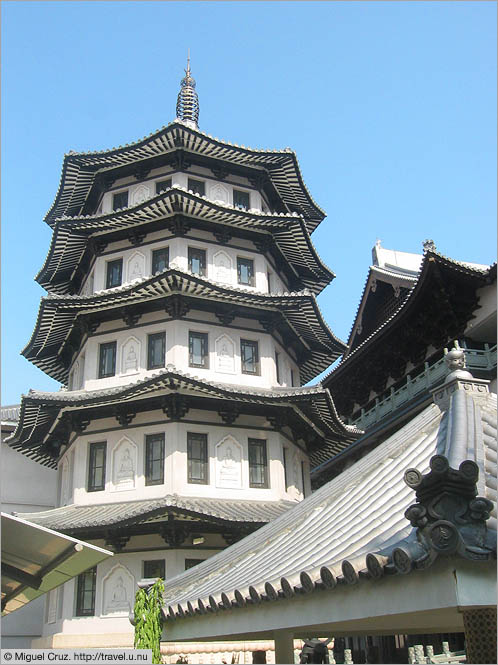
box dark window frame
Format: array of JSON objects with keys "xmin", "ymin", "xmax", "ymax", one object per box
[
  {"xmin": 237, "ymin": 256, "xmax": 254, "ymax": 286},
  {"xmin": 147, "ymin": 332, "xmax": 166, "ymax": 370},
  {"xmin": 241, "ymin": 339, "xmax": 259, "ymax": 375},
  {"xmin": 188, "ymin": 247, "xmax": 207, "ymax": 276},
  {"xmin": 187, "ymin": 432, "xmax": 208, "ymax": 485},
  {"xmin": 75, "ymin": 567, "xmax": 97, "ymax": 617},
  {"xmin": 87, "ymin": 441, "xmax": 106, "ymax": 492},
  {"xmin": 155, "ymin": 178, "xmax": 172, "ymax": 195},
  {"xmin": 143, "ymin": 559, "xmax": 165, "ymax": 579},
  {"xmin": 98, "ymin": 341, "xmax": 116, "ymax": 379},
  {"xmin": 187, "ymin": 178, "xmax": 205, "ymax": 196},
  {"xmin": 105, "ymin": 258, "xmax": 123, "ymax": 289},
  {"xmin": 185, "ymin": 558, "xmax": 205, "ymax": 570},
  {"xmin": 283, "ymin": 447, "xmax": 290, "ymax": 491},
  {"xmin": 112, "ymin": 190, "xmax": 128, "ymax": 211},
  {"xmin": 145, "ymin": 433, "xmax": 165, "ymax": 486},
  {"xmin": 151, "ymin": 247, "xmax": 169, "ymax": 274},
  {"xmin": 275, "ymin": 351, "xmax": 281, "ymax": 384},
  {"xmin": 248, "ymin": 438, "xmax": 268, "ymax": 488},
  {"xmin": 189, "ymin": 331, "xmax": 209, "ymax": 369},
  {"xmin": 233, "ymin": 188, "xmax": 250, "ymax": 210}
]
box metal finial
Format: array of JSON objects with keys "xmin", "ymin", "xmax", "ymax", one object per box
[{"xmin": 176, "ymin": 52, "xmax": 199, "ymax": 128}]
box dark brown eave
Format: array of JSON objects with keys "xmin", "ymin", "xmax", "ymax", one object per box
[
  {"xmin": 23, "ymin": 269, "xmax": 346, "ymax": 385},
  {"xmin": 322, "ymin": 251, "xmax": 492, "ymax": 417},
  {"xmin": 45, "ymin": 121, "xmax": 325, "ymax": 231},
  {"xmin": 7, "ymin": 372, "xmax": 360, "ymax": 469},
  {"xmin": 36, "ymin": 188, "xmax": 334, "ymax": 296}
]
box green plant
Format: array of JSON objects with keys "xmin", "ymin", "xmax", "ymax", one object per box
[{"xmin": 134, "ymin": 578, "xmax": 165, "ymax": 664}]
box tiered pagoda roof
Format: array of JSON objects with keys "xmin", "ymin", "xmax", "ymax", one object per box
[
  {"xmin": 37, "ymin": 187, "xmax": 334, "ymax": 296},
  {"xmin": 24, "ymin": 267, "xmax": 346, "ymax": 385},
  {"xmin": 8, "ymin": 369, "xmax": 360, "ymax": 470},
  {"xmin": 323, "ymin": 248, "xmax": 495, "ymax": 416},
  {"xmin": 45, "ymin": 121, "xmax": 325, "ymax": 231}
]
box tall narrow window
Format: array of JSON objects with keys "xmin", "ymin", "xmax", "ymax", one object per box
[
  {"xmin": 106, "ymin": 259, "xmax": 122, "ymax": 289},
  {"xmin": 75, "ymin": 567, "xmax": 97, "ymax": 616},
  {"xmin": 188, "ymin": 247, "xmax": 206, "ymax": 276},
  {"xmin": 87, "ymin": 442, "xmax": 106, "ymax": 492},
  {"xmin": 152, "ymin": 248, "xmax": 169, "ymax": 274},
  {"xmin": 143, "ymin": 559, "xmax": 165, "ymax": 579},
  {"xmin": 98, "ymin": 341, "xmax": 116, "ymax": 378},
  {"xmin": 248, "ymin": 438, "xmax": 268, "ymax": 488},
  {"xmin": 145, "ymin": 433, "xmax": 165, "ymax": 486},
  {"xmin": 156, "ymin": 178, "xmax": 172, "ymax": 195},
  {"xmin": 187, "ymin": 178, "xmax": 205, "ymax": 196},
  {"xmin": 189, "ymin": 332, "xmax": 209, "ymax": 368},
  {"xmin": 185, "ymin": 558, "xmax": 205, "ymax": 570},
  {"xmin": 301, "ymin": 461, "xmax": 307, "ymax": 498},
  {"xmin": 275, "ymin": 351, "xmax": 281, "ymax": 384},
  {"xmin": 237, "ymin": 257, "xmax": 254, "ymax": 286},
  {"xmin": 267, "ymin": 271, "xmax": 272, "ymax": 294},
  {"xmin": 241, "ymin": 339, "xmax": 259, "ymax": 375},
  {"xmin": 290, "ymin": 369, "xmax": 295, "ymax": 387},
  {"xmin": 283, "ymin": 447, "xmax": 290, "ymax": 491},
  {"xmin": 112, "ymin": 190, "xmax": 128, "ymax": 210},
  {"xmin": 233, "ymin": 189, "xmax": 250, "ymax": 210},
  {"xmin": 147, "ymin": 332, "xmax": 166, "ymax": 370},
  {"xmin": 187, "ymin": 433, "xmax": 208, "ymax": 484}
]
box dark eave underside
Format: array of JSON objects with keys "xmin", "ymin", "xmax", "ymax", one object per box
[
  {"xmin": 322, "ymin": 251, "xmax": 491, "ymax": 415},
  {"xmin": 45, "ymin": 122, "xmax": 325, "ymax": 231},
  {"xmin": 8, "ymin": 371, "xmax": 360, "ymax": 470},
  {"xmin": 24, "ymin": 269, "xmax": 346, "ymax": 385},
  {"xmin": 37, "ymin": 188, "xmax": 334, "ymax": 296}
]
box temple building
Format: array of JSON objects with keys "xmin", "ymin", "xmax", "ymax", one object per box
[{"xmin": 5, "ymin": 63, "xmax": 358, "ymax": 652}]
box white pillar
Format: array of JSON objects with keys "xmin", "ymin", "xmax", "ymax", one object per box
[{"xmin": 274, "ymin": 629, "xmax": 295, "ymax": 664}]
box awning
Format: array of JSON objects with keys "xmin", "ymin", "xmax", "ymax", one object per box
[{"xmin": 1, "ymin": 512, "xmax": 113, "ymax": 615}]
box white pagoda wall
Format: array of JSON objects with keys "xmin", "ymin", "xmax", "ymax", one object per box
[{"xmin": 59, "ymin": 410, "xmax": 310, "ymax": 507}]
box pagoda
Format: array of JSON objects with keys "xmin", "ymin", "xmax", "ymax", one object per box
[{"xmin": 8, "ymin": 63, "xmax": 359, "ymax": 649}]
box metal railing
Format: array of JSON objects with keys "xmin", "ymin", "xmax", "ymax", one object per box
[{"xmin": 349, "ymin": 344, "xmax": 497, "ymax": 430}]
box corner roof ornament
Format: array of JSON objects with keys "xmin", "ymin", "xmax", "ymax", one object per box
[
  {"xmin": 443, "ymin": 340, "xmax": 473, "ymax": 383},
  {"xmin": 423, "ymin": 239, "xmax": 436, "ymax": 252},
  {"xmin": 175, "ymin": 51, "xmax": 199, "ymax": 129}
]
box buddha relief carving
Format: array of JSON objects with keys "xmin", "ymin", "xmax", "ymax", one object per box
[
  {"xmin": 210, "ymin": 182, "xmax": 229, "ymax": 204},
  {"xmin": 131, "ymin": 184, "xmax": 151, "ymax": 206},
  {"xmin": 213, "ymin": 251, "xmax": 232, "ymax": 284},
  {"xmin": 60, "ymin": 455, "xmax": 72, "ymax": 506},
  {"xmin": 111, "ymin": 438, "xmax": 137, "ymax": 491},
  {"xmin": 127, "ymin": 251, "xmax": 145, "ymax": 282},
  {"xmin": 102, "ymin": 564, "xmax": 134, "ymax": 616},
  {"xmin": 122, "ymin": 336, "xmax": 140, "ymax": 374},
  {"xmin": 215, "ymin": 436, "xmax": 242, "ymax": 488},
  {"xmin": 215, "ymin": 334, "xmax": 235, "ymax": 374}
]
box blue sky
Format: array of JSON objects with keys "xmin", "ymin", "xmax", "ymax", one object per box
[{"xmin": 1, "ymin": 1, "xmax": 496, "ymax": 405}]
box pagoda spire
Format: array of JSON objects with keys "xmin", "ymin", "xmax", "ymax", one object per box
[{"xmin": 176, "ymin": 51, "xmax": 199, "ymax": 128}]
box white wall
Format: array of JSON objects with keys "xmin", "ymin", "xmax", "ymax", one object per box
[{"xmin": 59, "ymin": 412, "xmax": 308, "ymax": 507}]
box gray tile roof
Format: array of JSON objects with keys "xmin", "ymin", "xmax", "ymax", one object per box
[
  {"xmin": 7, "ymin": 369, "xmax": 360, "ymax": 469},
  {"xmin": 157, "ymin": 379, "xmax": 496, "ymax": 621},
  {"xmin": 24, "ymin": 268, "xmax": 346, "ymax": 385},
  {"xmin": 38, "ymin": 188, "xmax": 334, "ymax": 296},
  {"xmin": 15, "ymin": 495, "xmax": 296, "ymax": 532},
  {"xmin": 45, "ymin": 121, "xmax": 325, "ymax": 230}
]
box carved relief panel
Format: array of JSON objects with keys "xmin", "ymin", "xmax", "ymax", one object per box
[
  {"xmin": 121, "ymin": 336, "xmax": 141, "ymax": 375},
  {"xmin": 101, "ymin": 563, "xmax": 135, "ymax": 617},
  {"xmin": 127, "ymin": 251, "xmax": 145, "ymax": 282},
  {"xmin": 215, "ymin": 334, "xmax": 235, "ymax": 374},
  {"xmin": 215, "ymin": 436, "xmax": 242, "ymax": 489},
  {"xmin": 60, "ymin": 451, "xmax": 73, "ymax": 506},
  {"xmin": 209, "ymin": 182, "xmax": 229, "ymax": 204},
  {"xmin": 111, "ymin": 437, "xmax": 137, "ymax": 491},
  {"xmin": 213, "ymin": 251, "xmax": 232, "ymax": 284},
  {"xmin": 131, "ymin": 184, "xmax": 151, "ymax": 206}
]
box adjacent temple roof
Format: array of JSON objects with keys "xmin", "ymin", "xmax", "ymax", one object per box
[
  {"xmin": 14, "ymin": 495, "xmax": 295, "ymax": 535},
  {"xmin": 37, "ymin": 187, "xmax": 334, "ymax": 296},
  {"xmin": 7, "ymin": 368, "xmax": 360, "ymax": 469},
  {"xmin": 323, "ymin": 247, "xmax": 494, "ymax": 415},
  {"xmin": 44, "ymin": 122, "xmax": 325, "ymax": 230},
  {"xmin": 23, "ymin": 267, "xmax": 346, "ymax": 385},
  {"xmin": 156, "ymin": 363, "xmax": 496, "ymax": 633}
]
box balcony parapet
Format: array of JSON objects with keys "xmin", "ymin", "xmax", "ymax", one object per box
[{"xmin": 349, "ymin": 344, "xmax": 497, "ymax": 430}]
